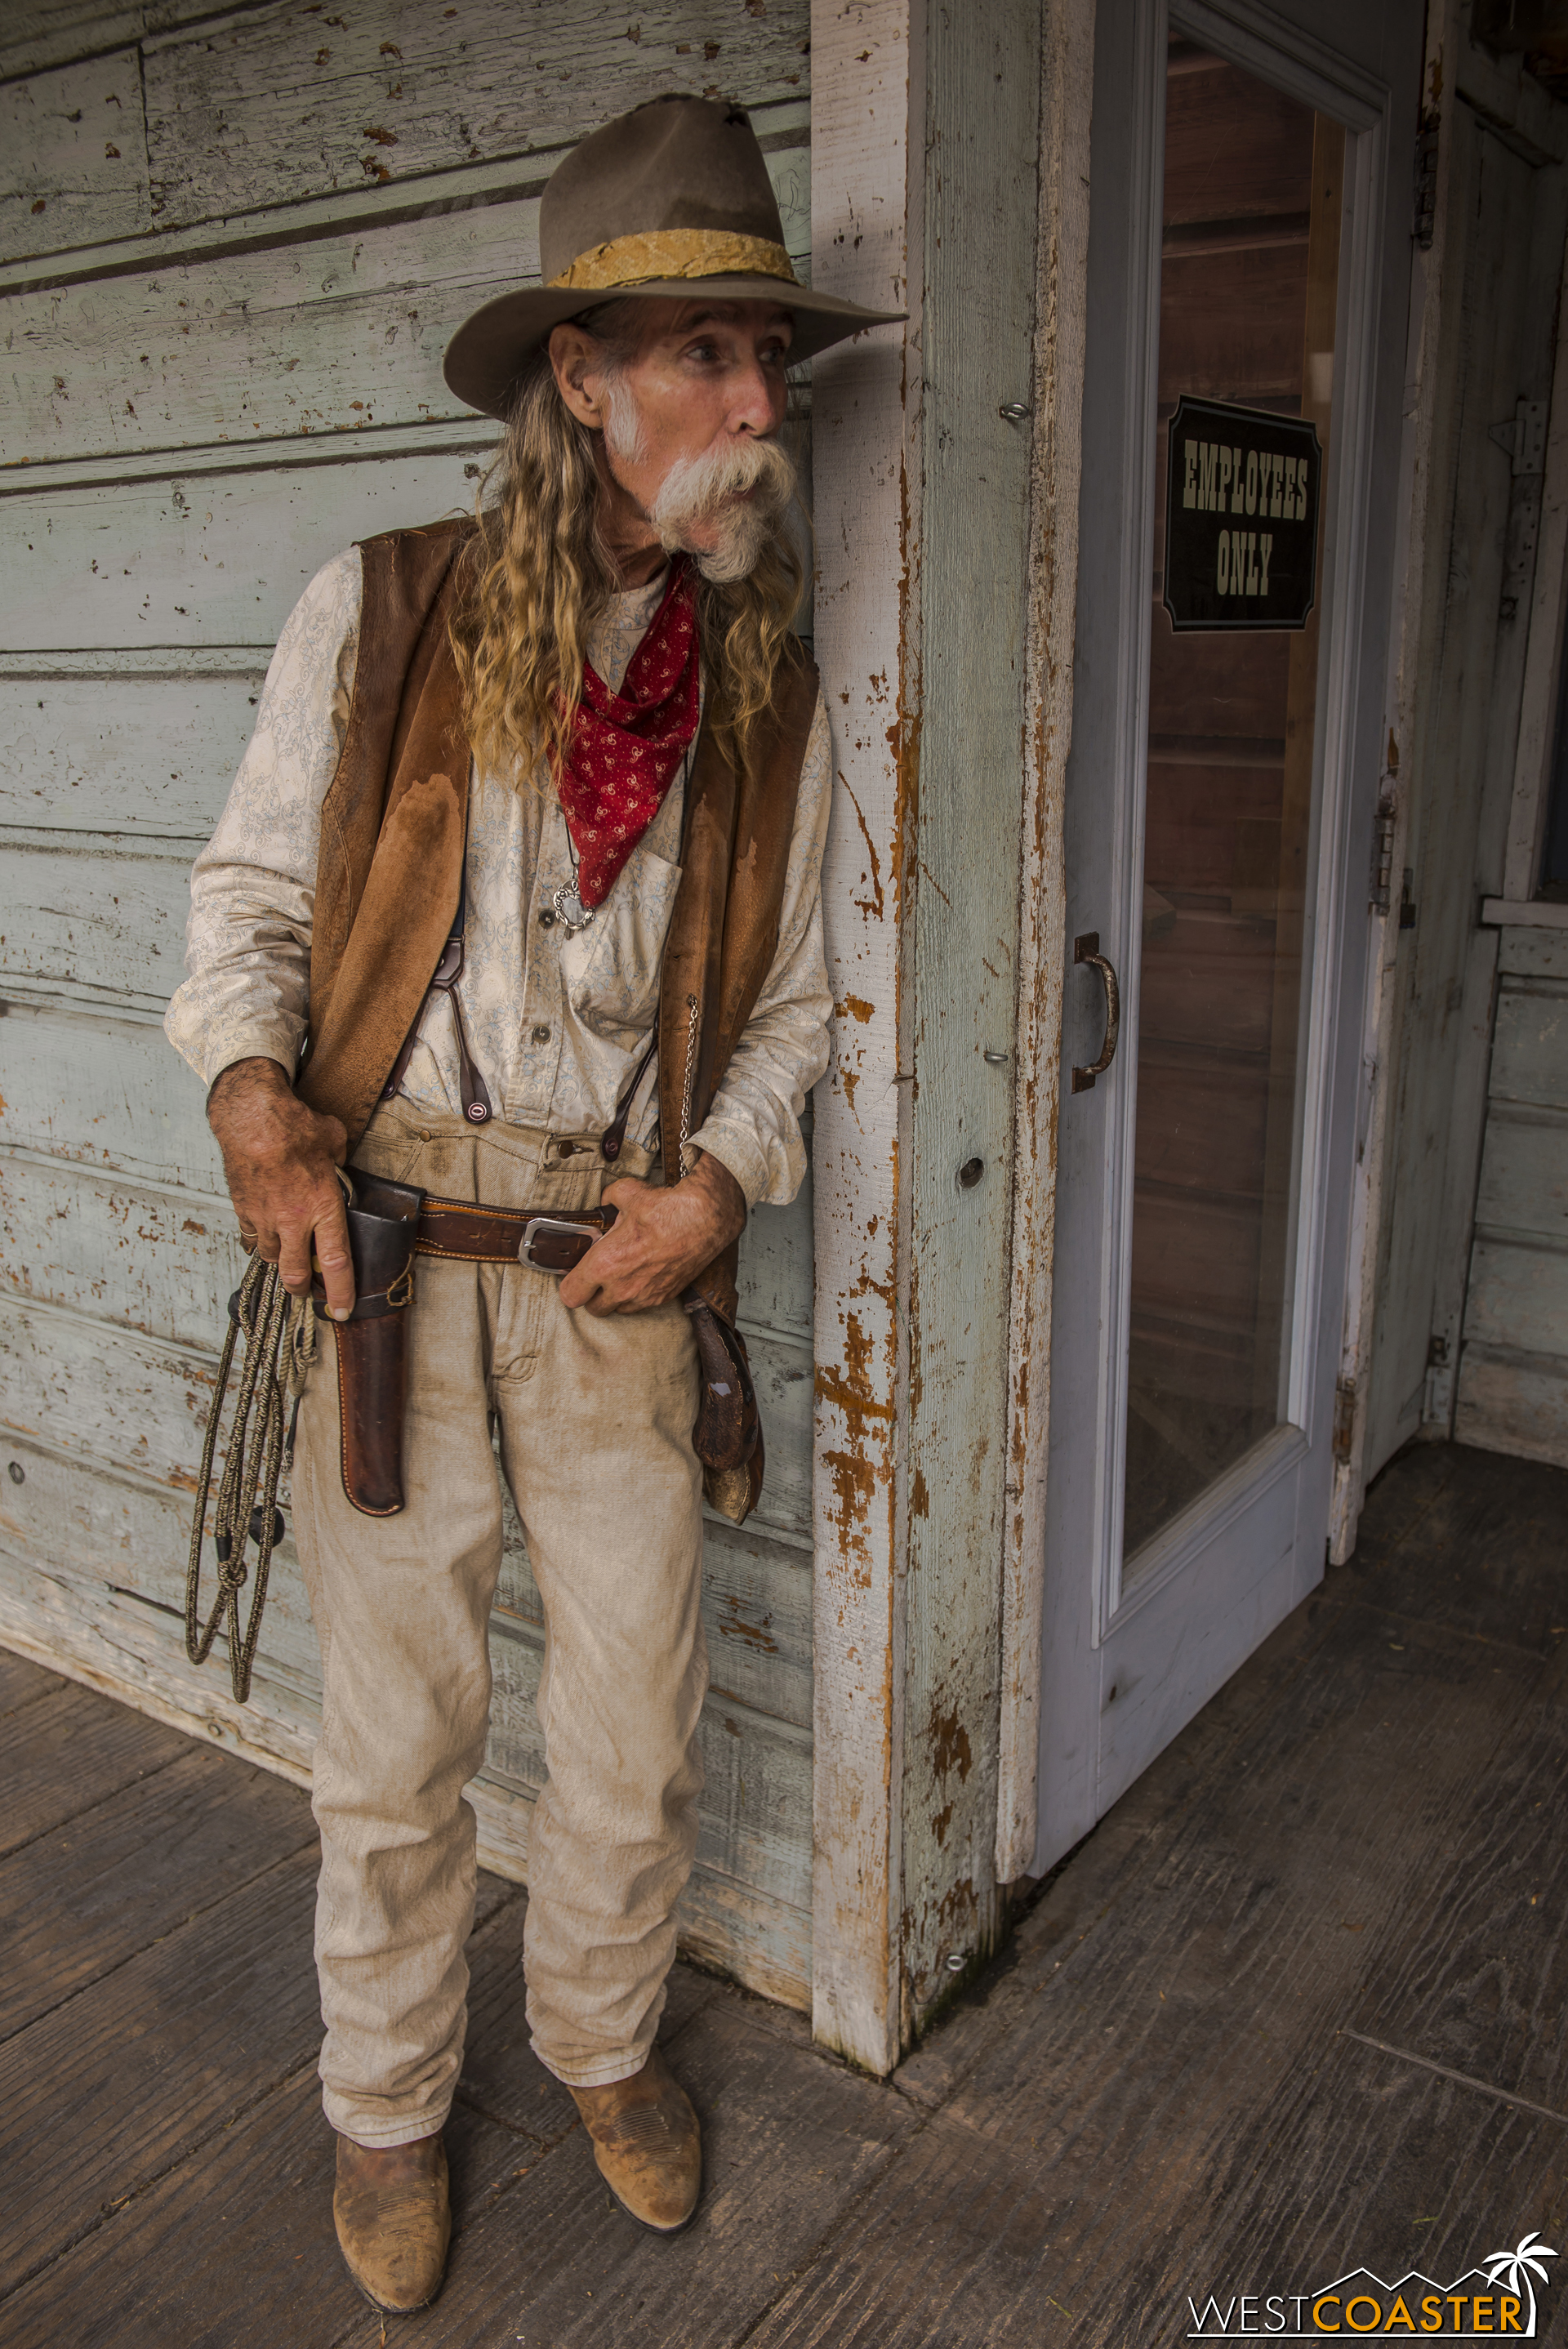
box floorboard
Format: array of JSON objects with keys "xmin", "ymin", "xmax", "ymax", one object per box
[
  {"xmin": 0, "ymin": 1746, "xmax": 318, "ymax": 2039},
  {"xmin": 0, "ymin": 1845, "xmax": 519, "ymax": 2295},
  {"xmin": 898, "ymin": 1583, "xmax": 1352, "ymax": 2113},
  {"xmin": 417, "ymin": 1997, "xmax": 918, "ymax": 2349},
  {"xmin": 1347, "ymin": 1439, "xmax": 1568, "ymax": 1656},
  {"xmin": 2, "ymin": 1441, "xmax": 1566, "ymax": 2345},
  {"xmin": 1147, "ymin": 2033, "xmax": 1568, "ymax": 2343},
  {"xmin": 744, "ymin": 2042, "xmax": 1568, "ymax": 2349},
  {"xmin": 1349, "ymin": 1631, "xmax": 1568, "ymax": 2115},
  {"xmin": 0, "ymin": 1843, "xmax": 323, "ymax": 2294},
  {"xmin": 0, "ymin": 1647, "xmax": 60, "ymax": 1718},
  {"xmin": 907, "ymin": 1597, "xmax": 1537, "ymax": 2173},
  {"xmin": 0, "ymin": 2066, "xmax": 523, "ymax": 2349},
  {"xmin": 0, "ymin": 1681, "xmax": 188, "ymax": 1858}
]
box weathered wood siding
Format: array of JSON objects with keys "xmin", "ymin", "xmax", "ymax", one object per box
[
  {"xmin": 1455, "ymin": 925, "xmax": 1568, "ymax": 1467},
  {"xmin": 0, "ymin": 0, "xmax": 816, "ymax": 2005},
  {"xmin": 808, "ymin": 0, "xmax": 1054, "ymax": 2063},
  {"xmin": 993, "ymin": 0, "xmax": 1094, "ymax": 1887},
  {"xmin": 899, "ymin": 0, "xmax": 1041, "ymax": 2030},
  {"xmin": 1347, "ymin": 14, "xmax": 1568, "ymax": 1509},
  {"xmin": 803, "ymin": 0, "xmax": 914, "ymax": 2075}
]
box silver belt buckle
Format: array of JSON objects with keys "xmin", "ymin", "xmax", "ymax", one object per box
[{"xmin": 518, "ymin": 1214, "xmax": 590, "ymax": 1274}]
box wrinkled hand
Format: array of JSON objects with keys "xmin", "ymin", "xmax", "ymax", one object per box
[
  {"xmin": 559, "ymin": 1151, "xmax": 746, "ymax": 1317},
  {"xmin": 207, "ymin": 1057, "xmax": 355, "ymax": 1319}
]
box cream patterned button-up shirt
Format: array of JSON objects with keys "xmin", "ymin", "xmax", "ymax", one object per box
[{"xmin": 165, "ymin": 549, "xmax": 834, "ymax": 1208}]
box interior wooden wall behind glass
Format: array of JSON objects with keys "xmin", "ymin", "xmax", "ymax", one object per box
[{"xmin": 1124, "ymin": 38, "xmax": 1343, "ymax": 1559}]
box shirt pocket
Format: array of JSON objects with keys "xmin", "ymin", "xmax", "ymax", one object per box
[{"xmin": 559, "ymin": 844, "xmax": 683, "ymax": 1052}]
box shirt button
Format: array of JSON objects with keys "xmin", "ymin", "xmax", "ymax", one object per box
[
  {"xmin": 532, "ymin": 1023, "xmax": 550, "ymax": 1044},
  {"xmin": 539, "ymin": 907, "xmax": 556, "ymax": 928}
]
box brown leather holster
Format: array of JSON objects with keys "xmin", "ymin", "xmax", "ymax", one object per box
[
  {"xmin": 318, "ymin": 1170, "xmax": 425, "ymax": 1516},
  {"xmin": 686, "ymin": 1297, "xmax": 764, "ymax": 1524}
]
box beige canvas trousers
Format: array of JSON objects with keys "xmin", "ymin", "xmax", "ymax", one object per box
[{"xmin": 290, "ymin": 1098, "xmax": 707, "ymax": 2147}]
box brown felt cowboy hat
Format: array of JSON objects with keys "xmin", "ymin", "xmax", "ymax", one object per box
[{"xmin": 443, "ymin": 95, "xmax": 905, "ymax": 419}]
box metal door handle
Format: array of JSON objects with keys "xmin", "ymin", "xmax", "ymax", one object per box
[{"xmin": 1071, "ymin": 931, "xmax": 1120, "ymax": 1093}]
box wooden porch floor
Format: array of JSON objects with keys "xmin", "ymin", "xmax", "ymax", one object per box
[{"xmin": 2, "ymin": 1438, "xmax": 1566, "ymax": 2347}]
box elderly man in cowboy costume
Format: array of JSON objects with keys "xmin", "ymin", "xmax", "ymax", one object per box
[{"xmin": 165, "ymin": 92, "xmax": 897, "ymax": 2315}]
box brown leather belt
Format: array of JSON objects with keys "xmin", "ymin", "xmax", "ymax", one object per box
[
  {"xmin": 322, "ymin": 1168, "xmax": 760, "ymax": 1527},
  {"xmin": 415, "ymin": 1194, "xmax": 616, "ymax": 1274}
]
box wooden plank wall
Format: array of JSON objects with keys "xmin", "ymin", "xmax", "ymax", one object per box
[
  {"xmin": 1455, "ymin": 925, "xmax": 1568, "ymax": 1466},
  {"xmin": 1357, "ymin": 34, "xmax": 1568, "ymax": 1489},
  {"xmin": 0, "ymin": 0, "xmax": 817, "ymax": 2007}
]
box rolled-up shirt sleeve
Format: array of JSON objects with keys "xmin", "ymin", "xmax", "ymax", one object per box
[
  {"xmin": 163, "ymin": 548, "xmax": 362, "ymax": 1090},
  {"xmin": 688, "ymin": 689, "xmax": 835, "ymax": 1210}
]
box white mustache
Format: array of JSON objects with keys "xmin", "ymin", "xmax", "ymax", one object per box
[{"xmin": 649, "ymin": 436, "xmax": 796, "ymax": 583}]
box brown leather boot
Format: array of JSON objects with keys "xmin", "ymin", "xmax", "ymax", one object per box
[
  {"xmin": 332, "ymin": 2131, "xmax": 451, "ymax": 2313},
  {"xmin": 568, "ymin": 2045, "xmax": 702, "ymax": 2232}
]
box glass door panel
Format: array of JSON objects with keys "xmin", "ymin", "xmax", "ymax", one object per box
[
  {"xmin": 1123, "ymin": 38, "xmax": 1344, "ymax": 1564},
  {"xmin": 1036, "ymin": 0, "xmax": 1417, "ymax": 1879}
]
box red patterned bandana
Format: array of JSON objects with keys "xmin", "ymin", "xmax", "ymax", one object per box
[{"xmin": 557, "ymin": 560, "xmax": 701, "ymax": 911}]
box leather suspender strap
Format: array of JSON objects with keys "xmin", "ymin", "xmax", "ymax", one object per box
[
  {"xmin": 599, "ymin": 1031, "xmax": 658, "ymax": 1163},
  {"xmin": 381, "ymin": 844, "xmax": 495, "ymax": 1125}
]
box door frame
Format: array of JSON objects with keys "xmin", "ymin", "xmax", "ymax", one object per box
[
  {"xmin": 1004, "ymin": 0, "xmax": 1421, "ymax": 1879},
  {"xmin": 808, "ymin": 0, "xmax": 1089, "ymax": 2069},
  {"xmin": 804, "ymin": 0, "xmax": 1421, "ymax": 2061}
]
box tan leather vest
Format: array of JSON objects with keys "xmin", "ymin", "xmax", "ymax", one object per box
[{"xmin": 296, "ymin": 517, "xmax": 821, "ymax": 1322}]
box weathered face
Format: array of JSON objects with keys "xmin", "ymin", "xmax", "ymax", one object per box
[{"xmin": 550, "ymin": 297, "xmax": 796, "ymax": 579}]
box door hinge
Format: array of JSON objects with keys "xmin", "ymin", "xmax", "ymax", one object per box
[
  {"xmin": 1413, "ymin": 116, "xmax": 1440, "ymax": 249},
  {"xmin": 1489, "ymin": 399, "xmax": 1548, "ymax": 477},
  {"xmin": 1371, "ymin": 793, "xmax": 1396, "ymax": 913},
  {"xmin": 1423, "ymin": 1335, "xmax": 1454, "ymax": 1427},
  {"xmin": 1332, "ymin": 1377, "xmax": 1356, "ymax": 1463}
]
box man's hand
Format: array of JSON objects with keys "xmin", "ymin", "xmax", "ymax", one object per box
[
  {"xmin": 559, "ymin": 1151, "xmax": 746, "ymax": 1317},
  {"xmin": 207, "ymin": 1057, "xmax": 355, "ymax": 1318}
]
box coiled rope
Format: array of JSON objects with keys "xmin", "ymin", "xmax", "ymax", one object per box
[{"xmin": 185, "ymin": 1251, "xmax": 316, "ymax": 1704}]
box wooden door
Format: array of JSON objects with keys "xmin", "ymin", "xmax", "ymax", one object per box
[{"xmin": 1034, "ymin": 0, "xmax": 1421, "ymax": 1871}]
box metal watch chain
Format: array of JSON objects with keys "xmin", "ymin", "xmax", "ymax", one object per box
[{"xmin": 552, "ymin": 821, "xmax": 595, "ymax": 938}]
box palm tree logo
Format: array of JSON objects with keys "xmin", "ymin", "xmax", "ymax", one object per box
[{"xmin": 1483, "ymin": 2234, "xmax": 1557, "ymax": 2334}]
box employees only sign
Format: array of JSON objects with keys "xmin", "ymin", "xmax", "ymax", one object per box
[{"xmin": 1164, "ymin": 392, "xmax": 1322, "ymax": 632}]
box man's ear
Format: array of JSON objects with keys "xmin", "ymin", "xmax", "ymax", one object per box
[{"xmin": 549, "ymin": 323, "xmax": 607, "ymax": 430}]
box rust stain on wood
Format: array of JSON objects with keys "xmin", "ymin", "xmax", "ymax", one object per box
[
  {"xmin": 837, "ymin": 772, "xmax": 885, "ymax": 920},
  {"xmin": 929, "ymin": 1701, "xmax": 973, "ymax": 1787}
]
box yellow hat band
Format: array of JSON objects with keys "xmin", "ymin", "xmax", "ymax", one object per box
[{"xmin": 549, "ymin": 228, "xmax": 800, "ymax": 294}]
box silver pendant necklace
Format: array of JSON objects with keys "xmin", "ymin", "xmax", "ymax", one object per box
[{"xmin": 552, "ymin": 818, "xmax": 595, "ymax": 937}]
